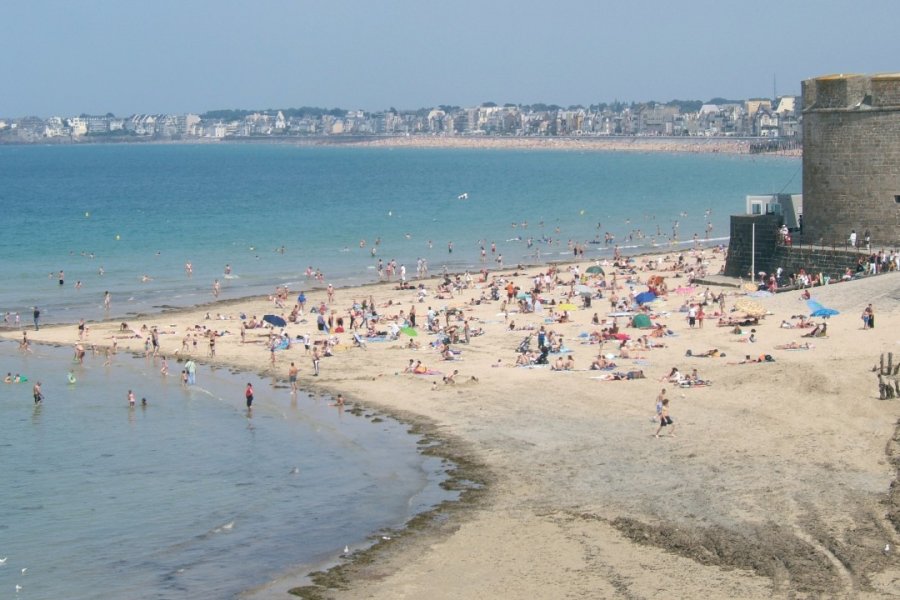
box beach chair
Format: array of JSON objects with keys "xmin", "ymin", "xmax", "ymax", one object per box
[{"xmin": 352, "ymin": 333, "xmax": 368, "ymax": 350}]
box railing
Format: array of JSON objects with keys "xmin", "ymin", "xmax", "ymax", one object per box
[{"xmin": 776, "ymin": 234, "xmax": 890, "ymax": 254}]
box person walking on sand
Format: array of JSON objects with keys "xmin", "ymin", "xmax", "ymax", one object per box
[
  {"xmin": 655, "ymin": 398, "xmax": 675, "ymax": 438},
  {"xmin": 652, "ymin": 388, "xmax": 667, "ymax": 422},
  {"xmin": 312, "ymin": 345, "xmax": 321, "ymax": 376},
  {"xmin": 245, "ymin": 382, "xmax": 254, "ymax": 410}
]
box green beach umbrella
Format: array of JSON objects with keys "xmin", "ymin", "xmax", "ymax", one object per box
[
  {"xmin": 586, "ymin": 266, "xmax": 605, "ymax": 275},
  {"xmin": 400, "ymin": 326, "xmax": 418, "ymax": 337}
]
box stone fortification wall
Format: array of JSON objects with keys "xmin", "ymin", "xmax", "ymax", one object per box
[
  {"xmin": 724, "ymin": 214, "xmax": 781, "ymax": 277},
  {"xmin": 725, "ymin": 213, "xmax": 870, "ymax": 280},
  {"xmin": 802, "ymin": 74, "xmax": 900, "ymax": 246},
  {"xmin": 769, "ymin": 246, "xmax": 866, "ymax": 281}
]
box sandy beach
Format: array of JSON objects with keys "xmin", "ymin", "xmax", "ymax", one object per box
[
  {"xmin": 228, "ymin": 134, "xmax": 803, "ymax": 157},
  {"xmin": 6, "ymin": 248, "xmax": 899, "ymax": 599}
]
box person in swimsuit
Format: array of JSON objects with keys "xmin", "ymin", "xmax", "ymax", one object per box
[
  {"xmin": 288, "ymin": 362, "xmax": 299, "ymax": 393},
  {"xmin": 33, "ymin": 381, "xmax": 43, "ymax": 404},
  {"xmin": 654, "ymin": 398, "xmax": 675, "ymax": 438},
  {"xmin": 245, "ymin": 383, "xmax": 254, "ymax": 409}
]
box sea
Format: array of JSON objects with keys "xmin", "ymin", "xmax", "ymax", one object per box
[{"xmin": 0, "ymin": 143, "xmax": 798, "ymax": 598}]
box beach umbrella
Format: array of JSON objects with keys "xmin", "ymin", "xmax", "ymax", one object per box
[
  {"xmin": 574, "ymin": 285, "xmax": 593, "ymax": 296},
  {"xmin": 586, "ymin": 266, "xmax": 605, "ymax": 275},
  {"xmin": 742, "ymin": 282, "xmax": 759, "ymax": 293},
  {"xmin": 806, "ymin": 299, "xmax": 839, "ymax": 319},
  {"xmin": 558, "ymin": 303, "xmax": 578, "ymax": 311},
  {"xmin": 631, "ymin": 314, "xmax": 652, "ymax": 328},
  {"xmin": 675, "ymin": 286, "xmax": 696, "ymax": 295},
  {"xmin": 400, "ymin": 326, "xmax": 418, "ymax": 337},
  {"xmin": 733, "ymin": 298, "xmax": 766, "ymax": 317},
  {"xmin": 516, "ymin": 291, "xmax": 531, "ymax": 299},
  {"xmin": 634, "ymin": 291, "xmax": 657, "ymax": 305},
  {"xmin": 262, "ymin": 314, "xmax": 287, "ymax": 328}
]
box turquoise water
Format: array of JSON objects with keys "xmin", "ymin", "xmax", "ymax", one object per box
[
  {"xmin": 0, "ymin": 144, "xmax": 797, "ymax": 598},
  {"xmin": 0, "ymin": 144, "xmax": 798, "ymax": 324},
  {"xmin": 0, "ymin": 342, "xmax": 449, "ymax": 599}
]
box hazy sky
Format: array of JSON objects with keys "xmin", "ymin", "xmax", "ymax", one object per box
[{"xmin": 3, "ymin": 0, "xmax": 899, "ymax": 117}]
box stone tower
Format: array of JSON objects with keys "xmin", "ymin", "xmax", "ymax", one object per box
[{"xmin": 802, "ymin": 73, "xmax": 900, "ymax": 246}]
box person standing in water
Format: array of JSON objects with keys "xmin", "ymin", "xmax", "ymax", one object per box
[
  {"xmin": 245, "ymin": 382, "xmax": 254, "ymax": 409},
  {"xmin": 288, "ymin": 362, "xmax": 299, "ymax": 393},
  {"xmin": 33, "ymin": 381, "xmax": 43, "ymax": 404},
  {"xmin": 128, "ymin": 389, "xmax": 136, "ymax": 407}
]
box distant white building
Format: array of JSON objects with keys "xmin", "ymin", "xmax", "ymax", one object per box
[{"xmin": 68, "ymin": 117, "xmax": 88, "ymax": 136}]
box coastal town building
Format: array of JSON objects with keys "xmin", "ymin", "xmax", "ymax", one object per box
[{"xmin": 0, "ymin": 96, "xmax": 804, "ymax": 145}]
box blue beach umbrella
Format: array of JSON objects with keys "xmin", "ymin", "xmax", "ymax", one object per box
[
  {"xmin": 806, "ymin": 299, "xmax": 839, "ymax": 319},
  {"xmin": 634, "ymin": 291, "xmax": 657, "ymax": 305},
  {"xmin": 263, "ymin": 314, "xmax": 287, "ymax": 328}
]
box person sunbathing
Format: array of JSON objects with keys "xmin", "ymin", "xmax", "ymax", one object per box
[
  {"xmin": 440, "ymin": 344, "xmax": 455, "ymax": 361},
  {"xmin": 515, "ymin": 352, "xmax": 534, "ymax": 366},
  {"xmin": 551, "ymin": 356, "xmax": 567, "ymax": 371},
  {"xmin": 685, "ymin": 348, "xmax": 721, "ymax": 358},
  {"xmin": 802, "ymin": 323, "xmax": 827, "ymax": 338},
  {"xmin": 658, "ymin": 367, "xmax": 682, "ymax": 384},
  {"xmin": 591, "ymin": 356, "xmax": 614, "ymax": 370},
  {"xmin": 776, "ymin": 341, "xmax": 812, "ymax": 350}
]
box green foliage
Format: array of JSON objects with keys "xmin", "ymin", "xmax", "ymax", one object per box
[{"xmin": 666, "ymin": 99, "xmax": 703, "ymax": 112}]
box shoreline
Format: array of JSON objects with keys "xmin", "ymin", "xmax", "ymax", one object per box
[
  {"xmin": 5, "ymin": 249, "xmax": 899, "ymax": 598},
  {"xmin": 0, "ymin": 134, "xmax": 803, "ymax": 157}
]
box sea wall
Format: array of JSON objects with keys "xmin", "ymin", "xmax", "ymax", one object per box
[
  {"xmin": 724, "ymin": 214, "xmax": 781, "ymax": 277},
  {"xmin": 726, "ymin": 214, "xmax": 869, "ymax": 280}
]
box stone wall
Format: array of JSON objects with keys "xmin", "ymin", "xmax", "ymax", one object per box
[
  {"xmin": 770, "ymin": 246, "xmax": 867, "ymax": 281},
  {"xmin": 725, "ymin": 213, "xmax": 868, "ymax": 280},
  {"xmin": 724, "ymin": 214, "xmax": 781, "ymax": 277},
  {"xmin": 802, "ymin": 74, "xmax": 900, "ymax": 246}
]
